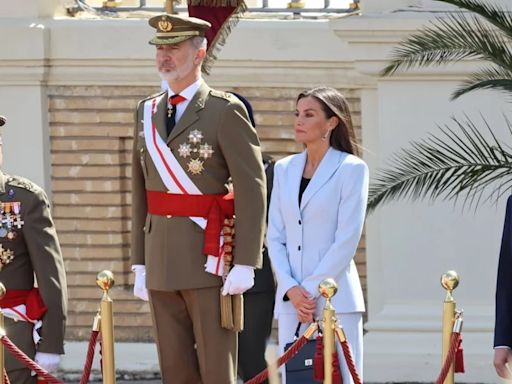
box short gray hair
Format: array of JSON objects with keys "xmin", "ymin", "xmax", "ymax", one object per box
[{"xmin": 191, "ymin": 36, "xmax": 207, "ymax": 50}]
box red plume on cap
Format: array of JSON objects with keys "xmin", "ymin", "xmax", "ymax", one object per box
[{"xmin": 187, "ymin": 0, "xmax": 247, "ymax": 74}]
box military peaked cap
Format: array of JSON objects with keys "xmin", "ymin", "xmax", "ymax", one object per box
[{"xmin": 148, "ymin": 14, "xmax": 211, "ymax": 46}]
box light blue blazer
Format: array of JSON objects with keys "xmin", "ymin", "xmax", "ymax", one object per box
[{"xmin": 267, "ymin": 147, "xmax": 368, "ymax": 315}]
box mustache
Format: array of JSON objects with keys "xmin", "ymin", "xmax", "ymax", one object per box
[{"xmin": 158, "ymin": 60, "xmax": 175, "ymax": 69}]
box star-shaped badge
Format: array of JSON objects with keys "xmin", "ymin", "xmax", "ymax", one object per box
[
  {"xmin": 178, "ymin": 143, "xmax": 192, "ymax": 158},
  {"xmin": 199, "ymin": 143, "xmax": 214, "ymax": 159},
  {"xmin": 188, "ymin": 130, "xmax": 203, "ymax": 145},
  {"xmin": 187, "ymin": 158, "xmax": 204, "ymax": 175}
]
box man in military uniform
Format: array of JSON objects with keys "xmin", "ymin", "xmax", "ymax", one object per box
[
  {"xmin": 0, "ymin": 116, "xmax": 67, "ymax": 383},
  {"xmin": 130, "ymin": 14, "xmax": 266, "ymax": 384}
]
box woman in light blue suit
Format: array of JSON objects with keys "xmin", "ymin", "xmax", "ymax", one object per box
[{"xmin": 267, "ymin": 87, "xmax": 368, "ymax": 384}]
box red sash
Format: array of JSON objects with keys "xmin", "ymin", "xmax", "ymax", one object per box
[
  {"xmin": 0, "ymin": 288, "xmax": 47, "ymax": 321},
  {"xmin": 146, "ymin": 190, "xmax": 234, "ymax": 257}
]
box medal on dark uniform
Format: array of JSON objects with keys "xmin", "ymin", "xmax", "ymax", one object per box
[
  {"xmin": 0, "ymin": 202, "xmax": 22, "ymax": 240},
  {"xmin": 12, "ymin": 202, "xmax": 23, "ymax": 229},
  {"xmin": 0, "ymin": 203, "xmax": 6, "ymax": 238},
  {"xmin": 0, "ymin": 244, "xmax": 14, "ymax": 270}
]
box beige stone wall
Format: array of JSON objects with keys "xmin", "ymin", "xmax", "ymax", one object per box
[{"xmin": 48, "ymin": 85, "xmax": 364, "ymax": 341}]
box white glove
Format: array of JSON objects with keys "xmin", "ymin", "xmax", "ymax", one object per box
[
  {"xmin": 221, "ymin": 265, "xmax": 255, "ymax": 296},
  {"xmin": 132, "ymin": 265, "xmax": 149, "ymax": 301},
  {"xmin": 34, "ymin": 352, "xmax": 61, "ymax": 373}
]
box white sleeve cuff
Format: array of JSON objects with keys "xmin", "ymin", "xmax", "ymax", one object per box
[{"xmin": 131, "ymin": 264, "xmax": 146, "ymax": 273}]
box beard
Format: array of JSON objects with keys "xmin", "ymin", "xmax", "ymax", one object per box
[{"xmin": 157, "ymin": 56, "xmax": 195, "ymax": 84}]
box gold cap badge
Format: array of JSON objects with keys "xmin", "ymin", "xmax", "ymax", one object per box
[{"xmin": 158, "ymin": 17, "xmax": 173, "ymax": 32}]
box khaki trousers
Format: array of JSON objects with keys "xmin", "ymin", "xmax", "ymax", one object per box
[{"xmin": 149, "ymin": 287, "xmax": 237, "ymax": 384}]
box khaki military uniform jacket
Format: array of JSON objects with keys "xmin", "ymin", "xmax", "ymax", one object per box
[
  {"xmin": 131, "ymin": 82, "xmax": 266, "ymax": 291},
  {"xmin": 0, "ymin": 171, "xmax": 67, "ymax": 367}
]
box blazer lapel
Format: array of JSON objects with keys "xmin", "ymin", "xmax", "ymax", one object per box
[
  {"xmin": 300, "ymin": 147, "xmax": 342, "ymax": 211},
  {"xmin": 153, "ymin": 91, "xmax": 168, "ymax": 142},
  {"xmin": 288, "ymin": 151, "xmax": 307, "ymax": 217},
  {"xmin": 167, "ymin": 83, "xmax": 209, "ymax": 143}
]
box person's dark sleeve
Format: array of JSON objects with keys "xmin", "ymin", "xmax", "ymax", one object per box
[{"xmin": 495, "ymin": 195, "xmax": 512, "ymax": 347}]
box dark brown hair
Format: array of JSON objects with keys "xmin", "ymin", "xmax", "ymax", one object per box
[{"xmin": 297, "ymin": 87, "xmax": 359, "ymax": 156}]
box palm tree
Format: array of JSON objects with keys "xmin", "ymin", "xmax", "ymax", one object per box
[
  {"xmin": 368, "ymin": 0, "xmax": 512, "ymax": 212},
  {"xmin": 381, "ymin": 0, "xmax": 512, "ymax": 100}
]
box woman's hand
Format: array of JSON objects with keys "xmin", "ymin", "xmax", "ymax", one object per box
[{"xmin": 286, "ymin": 285, "xmax": 316, "ymax": 323}]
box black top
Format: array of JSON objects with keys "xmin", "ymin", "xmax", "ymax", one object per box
[{"xmin": 299, "ymin": 177, "xmax": 311, "ymax": 206}]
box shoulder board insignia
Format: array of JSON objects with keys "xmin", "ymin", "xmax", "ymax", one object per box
[
  {"xmin": 210, "ymin": 89, "xmax": 232, "ymax": 100},
  {"xmin": 7, "ymin": 175, "xmax": 39, "ymax": 193}
]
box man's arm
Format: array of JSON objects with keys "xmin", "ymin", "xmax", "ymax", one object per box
[
  {"xmin": 131, "ymin": 102, "xmax": 148, "ymax": 267},
  {"xmin": 131, "ymin": 102, "xmax": 149, "ymax": 301},
  {"xmin": 217, "ymin": 100, "xmax": 266, "ymax": 268},
  {"xmin": 24, "ymin": 189, "xmax": 67, "ymax": 354}
]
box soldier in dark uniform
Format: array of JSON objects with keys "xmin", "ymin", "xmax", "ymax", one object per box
[{"xmin": 0, "ymin": 116, "xmax": 67, "ymax": 383}]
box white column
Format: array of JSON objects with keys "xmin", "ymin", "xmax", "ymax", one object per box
[{"xmin": 0, "ymin": 1, "xmax": 61, "ymax": 190}]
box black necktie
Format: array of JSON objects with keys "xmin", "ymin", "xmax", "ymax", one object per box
[{"xmin": 167, "ymin": 94, "xmax": 186, "ymax": 137}]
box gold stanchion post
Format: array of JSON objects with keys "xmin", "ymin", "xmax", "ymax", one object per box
[
  {"xmin": 441, "ymin": 270, "xmax": 459, "ymax": 384},
  {"xmin": 0, "ymin": 283, "xmax": 5, "ymax": 384},
  {"xmin": 97, "ymin": 270, "xmax": 116, "ymax": 384},
  {"xmin": 319, "ymin": 278, "xmax": 338, "ymax": 384},
  {"xmin": 165, "ymin": 0, "xmax": 174, "ymax": 14}
]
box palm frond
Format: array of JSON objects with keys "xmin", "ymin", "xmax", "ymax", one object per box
[
  {"xmin": 367, "ymin": 115, "xmax": 512, "ymax": 214},
  {"xmin": 451, "ymin": 66, "xmax": 512, "ymax": 99},
  {"xmin": 436, "ymin": 0, "xmax": 512, "ymax": 40},
  {"xmin": 381, "ymin": 12, "xmax": 512, "ymax": 76}
]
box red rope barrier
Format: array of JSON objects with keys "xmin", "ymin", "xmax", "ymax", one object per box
[
  {"xmin": 0, "ymin": 336, "xmax": 63, "ymax": 384},
  {"xmin": 3, "ymin": 368, "xmax": 10, "ymax": 384},
  {"xmin": 339, "ymin": 340, "xmax": 362, "ymax": 384},
  {"xmin": 244, "ymin": 336, "xmax": 309, "ymax": 384},
  {"xmin": 80, "ymin": 330, "xmax": 99, "ymax": 384},
  {"xmin": 435, "ymin": 332, "xmax": 461, "ymax": 384}
]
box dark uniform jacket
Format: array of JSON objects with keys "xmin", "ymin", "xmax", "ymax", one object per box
[
  {"xmin": 495, "ymin": 195, "xmax": 512, "ymax": 347},
  {"xmin": 131, "ymin": 81, "xmax": 266, "ymax": 291},
  {"xmin": 0, "ymin": 171, "xmax": 67, "ymax": 369}
]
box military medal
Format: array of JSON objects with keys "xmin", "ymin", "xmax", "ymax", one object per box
[
  {"xmin": 187, "ymin": 159, "xmax": 204, "ymax": 175},
  {"xmin": 0, "ymin": 202, "xmax": 22, "ymax": 241},
  {"xmin": 199, "ymin": 144, "xmax": 214, "ymax": 159},
  {"xmin": 178, "ymin": 143, "xmax": 192, "ymax": 158},
  {"xmin": 3, "ymin": 203, "xmax": 14, "ymax": 239},
  {"xmin": 178, "ymin": 130, "xmax": 213, "ymax": 176},
  {"xmin": 188, "ymin": 130, "xmax": 203, "ymax": 144},
  {"xmin": 12, "ymin": 202, "xmax": 23, "ymax": 229},
  {"xmin": 0, "ymin": 244, "xmax": 14, "ymax": 271}
]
